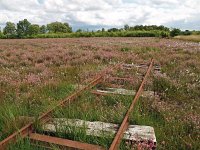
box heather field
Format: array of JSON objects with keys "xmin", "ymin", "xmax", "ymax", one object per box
[{"xmin": 0, "ymin": 37, "xmax": 200, "ymax": 149}]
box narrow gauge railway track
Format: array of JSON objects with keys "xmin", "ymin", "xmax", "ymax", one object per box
[{"xmin": 0, "ymin": 59, "xmax": 154, "ymax": 150}]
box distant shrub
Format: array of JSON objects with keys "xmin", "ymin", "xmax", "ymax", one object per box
[
  {"xmin": 193, "ymin": 31, "xmax": 200, "ymax": 35},
  {"xmin": 182, "ymin": 30, "xmax": 192, "ymax": 35},
  {"xmin": 160, "ymin": 31, "xmax": 170, "ymax": 38},
  {"xmin": 170, "ymin": 28, "xmax": 181, "ymax": 37}
]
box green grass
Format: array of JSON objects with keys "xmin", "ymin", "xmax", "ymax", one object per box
[
  {"xmin": 8, "ymin": 138, "xmax": 45, "ymax": 150},
  {"xmin": 130, "ymin": 97, "xmax": 199, "ymax": 150},
  {"xmin": 0, "ymin": 82, "xmax": 75, "ymax": 141},
  {"xmin": 52, "ymin": 92, "xmax": 133, "ymax": 124}
]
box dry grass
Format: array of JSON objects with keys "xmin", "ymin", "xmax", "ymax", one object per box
[{"xmin": 174, "ymin": 35, "xmax": 200, "ymax": 42}]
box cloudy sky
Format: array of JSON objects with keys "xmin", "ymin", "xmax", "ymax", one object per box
[{"xmin": 0, "ymin": 0, "xmax": 200, "ymax": 30}]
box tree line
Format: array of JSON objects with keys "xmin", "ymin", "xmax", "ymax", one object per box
[
  {"xmin": 107, "ymin": 24, "xmax": 170, "ymax": 32},
  {"xmin": 0, "ymin": 19, "xmax": 197, "ymax": 39},
  {"xmin": 0, "ymin": 19, "xmax": 72, "ymax": 38}
]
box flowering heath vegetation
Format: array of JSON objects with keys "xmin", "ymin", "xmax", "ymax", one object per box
[{"xmin": 0, "ymin": 37, "xmax": 199, "ymax": 149}]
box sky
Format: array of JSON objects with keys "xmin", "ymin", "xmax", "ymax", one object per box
[{"xmin": 0, "ymin": 0, "xmax": 200, "ymax": 31}]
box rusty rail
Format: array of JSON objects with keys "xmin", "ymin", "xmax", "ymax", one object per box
[
  {"xmin": 30, "ymin": 133, "xmax": 104, "ymax": 150},
  {"xmin": 109, "ymin": 59, "xmax": 154, "ymax": 150},
  {"xmin": 0, "ymin": 63, "xmax": 121, "ymax": 150}
]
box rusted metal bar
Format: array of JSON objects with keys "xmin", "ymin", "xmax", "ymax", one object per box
[
  {"xmin": 29, "ymin": 133, "xmax": 104, "ymax": 150},
  {"xmin": 109, "ymin": 59, "xmax": 154, "ymax": 150},
  {"xmin": 0, "ymin": 123, "xmax": 33, "ymax": 150},
  {"xmin": 0, "ymin": 63, "xmax": 121, "ymax": 150}
]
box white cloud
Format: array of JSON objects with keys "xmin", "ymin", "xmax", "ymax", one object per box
[{"xmin": 0, "ymin": 0, "xmax": 199, "ymax": 30}]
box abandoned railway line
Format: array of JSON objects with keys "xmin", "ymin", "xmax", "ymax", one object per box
[{"xmin": 0, "ymin": 59, "xmax": 157, "ymax": 150}]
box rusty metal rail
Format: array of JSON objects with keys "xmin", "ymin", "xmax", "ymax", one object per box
[
  {"xmin": 109, "ymin": 59, "xmax": 154, "ymax": 150},
  {"xmin": 0, "ymin": 63, "xmax": 121, "ymax": 150},
  {"xmin": 30, "ymin": 133, "xmax": 104, "ymax": 150}
]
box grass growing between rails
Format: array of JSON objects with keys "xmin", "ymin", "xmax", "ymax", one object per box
[
  {"xmin": 8, "ymin": 138, "xmax": 46, "ymax": 150},
  {"xmin": 10, "ymin": 92, "xmax": 134, "ymax": 149},
  {"xmin": 10, "ymin": 61, "xmax": 146, "ymax": 149},
  {"xmin": 174, "ymin": 35, "xmax": 200, "ymax": 42},
  {"xmin": 52, "ymin": 92, "xmax": 134, "ymax": 124}
]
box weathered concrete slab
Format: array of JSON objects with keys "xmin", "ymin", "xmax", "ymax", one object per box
[
  {"xmin": 97, "ymin": 88, "xmax": 135, "ymax": 96},
  {"xmin": 123, "ymin": 63, "xmax": 148, "ymax": 68},
  {"xmin": 122, "ymin": 64, "xmax": 161, "ymax": 71},
  {"xmin": 42, "ymin": 118, "xmax": 156, "ymax": 144},
  {"xmin": 93, "ymin": 87, "xmax": 155, "ymax": 97}
]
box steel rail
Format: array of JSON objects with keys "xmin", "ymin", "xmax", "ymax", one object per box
[
  {"xmin": 29, "ymin": 133, "xmax": 104, "ymax": 150},
  {"xmin": 109, "ymin": 59, "xmax": 154, "ymax": 150},
  {"xmin": 0, "ymin": 63, "xmax": 121, "ymax": 150}
]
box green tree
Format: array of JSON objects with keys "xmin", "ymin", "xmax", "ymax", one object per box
[
  {"xmin": 128, "ymin": 25, "xmax": 170, "ymax": 32},
  {"xmin": 108, "ymin": 28, "xmax": 118, "ymax": 32},
  {"xmin": 40, "ymin": 25, "xmax": 47, "ymax": 34},
  {"xmin": 16, "ymin": 19, "xmax": 31, "ymax": 37},
  {"xmin": 28, "ymin": 24, "xmax": 40, "ymax": 35},
  {"xmin": 0, "ymin": 28, "xmax": 3, "ymax": 38},
  {"xmin": 124, "ymin": 24, "xmax": 129, "ymax": 30},
  {"xmin": 158, "ymin": 25, "xmax": 170, "ymax": 31},
  {"xmin": 64, "ymin": 23, "xmax": 72, "ymax": 33},
  {"xmin": 170, "ymin": 28, "xmax": 181, "ymax": 37},
  {"xmin": 3, "ymin": 22, "xmax": 16, "ymax": 37},
  {"xmin": 47, "ymin": 22, "xmax": 72, "ymax": 33},
  {"xmin": 102, "ymin": 28, "xmax": 105, "ymax": 32},
  {"xmin": 76, "ymin": 29, "xmax": 82, "ymax": 33}
]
